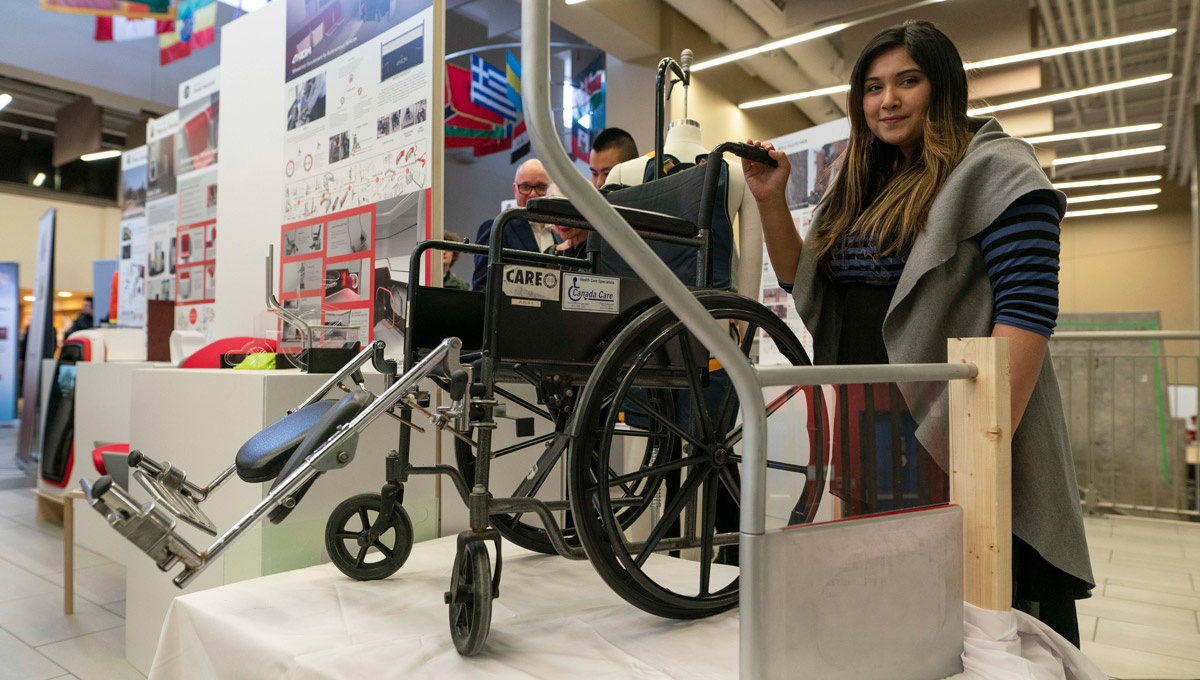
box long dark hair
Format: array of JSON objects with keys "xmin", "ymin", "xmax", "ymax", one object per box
[{"xmin": 808, "ymin": 20, "xmax": 972, "ymax": 262}]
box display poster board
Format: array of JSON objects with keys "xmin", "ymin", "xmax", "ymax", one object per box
[
  {"xmin": 16, "ymin": 210, "xmax": 56, "ymax": 465},
  {"xmin": 146, "ymin": 111, "xmax": 180, "ymax": 303},
  {"xmin": 278, "ymin": 0, "xmax": 435, "ymax": 353},
  {"xmin": 118, "ymin": 145, "xmax": 149, "ymax": 327},
  {"xmin": 0, "ymin": 262, "xmax": 18, "ymax": 422},
  {"xmin": 174, "ymin": 67, "xmax": 220, "ymax": 341},
  {"xmin": 92, "ymin": 258, "xmax": 117, "ymax": 325},
  {"xmin": 757, "ymin": 118, "xmax": 850, "ymax": 365}
]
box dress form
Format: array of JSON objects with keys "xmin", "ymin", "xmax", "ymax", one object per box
[{"xmin": 606, "ymin": 121, "xmax": 764, "ymax": 299}]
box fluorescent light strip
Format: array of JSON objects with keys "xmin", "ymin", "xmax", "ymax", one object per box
[
  {"xmin": 1064, "ymin": 204, "xmax": 1158, "ymax": 218},
  {"xmin": 565, "ymin": 0, "xmax": 587, "ymax": 4},
  {"xmin": 1066, "ymin": 188, "xmax": 1162, "ymax": 204},
  {"xmin": 963, "ymin": 28, "xmax": 1176, "ymax": 70},
  {"xmin": 1023, "ymin": 123, "xmax": 1162, "ymax": 144},
  {"xmin": 1051, "ymin": 145, "xmax": 1166, "ymax": 166},
  {"xmin": 80, "ymin": 149, "xmax": 121, "ymax": 161},
  {"xmin": 1052, "ymin": 174, "xmax": 1161, "ymax": 189},
  {"xmin": 740, "ymin": 84, "xmax": 852, "ymax": 110},
  {"xmin": 32, "ymin": 172, "xmax": 46, "ymax": 187},
  {"xmin": 968, "ymin": 73, "xmax": 1171, "ymax": 116},
  {"xmin": 0, "ymin": 93, "xmax": 10, "ymax": 112},
  {"xmin": 693, "ymin": 24, "xmax": 848, "ymax": 72}
]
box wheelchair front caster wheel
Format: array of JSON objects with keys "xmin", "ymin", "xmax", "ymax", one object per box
[
  {"xmin": 447, "ymin": 541, "xmax": 492, "ymax": 655},
  {"xmin": 325, "ymin": 493, "xmax": 413, "ymax": 581}
]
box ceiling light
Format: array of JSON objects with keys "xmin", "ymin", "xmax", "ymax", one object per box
[
  {"xmin": 740, "ymin": 84, "xmax": 852, "ymax": 110},
  {"xmin": 963, "ymin": 28, "xmax": 1176, "ymax": 70},
  {"xmin": 692, "ymin": 24, "xmax": 849, "ymax": 72},
  {"xmin": 1023, "ymin": 123, "xmax": 1162, "ymax": 144},
  {"xmin": 23, "ymin": 295, "xmax": 34, "ymax": 302},
  {"xmin": 1052, "ymin": 174, "xmax": 1162, "ymax": 189},
  {"xmin": 80, "ymin": 149, "xmax": 121, "ymax": 161},
  {"xmin": 57, "ymin": 291, "xmax": 72, "ymax": 298},
  {"xmin": 969, "ymin": 73, "xmax": 1171, "ymax": 116},
  {"xmin": 565, "ymin": 0, "xmax": 588, "ymax": 3},
  {"xmin": 0, "ymin": 93, "xmax": 10, "ymax": 112},
  {"xmin": 32, "ymin": 172, "xmax": 46, "ymax": 187},
  {"xmin": 1064, "ymin": 204, "xmax": 1158, "ymax": 218},
  {"xmin": 1051, "ymin": 145, "xmax": 1166, "ymax": 166},
  {"xmin": 1066, "ymin": 188, "xmax": 1162, "ymax": 204}
]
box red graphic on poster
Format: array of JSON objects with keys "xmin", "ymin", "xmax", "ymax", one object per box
[{"xmin": 174, "ymin": 218, "xmax": 217, "ymax": 305}]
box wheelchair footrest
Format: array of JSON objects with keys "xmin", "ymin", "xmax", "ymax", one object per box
[
  {"xmin": 131, "ymin": 465, "xmax": 218, "ymax": 536},
  {"xmin": 81, "ymin": 476, "xmax": 205, "ymax": 574}
]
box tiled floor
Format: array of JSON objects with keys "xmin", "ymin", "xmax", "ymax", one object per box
[
  {"xmin": 0, "ymin": 461, "xmax": 1198, "ymax": 679},
  {"xmin": 0, "ymin": 486, "xmax": 139, "ymax": 680}
]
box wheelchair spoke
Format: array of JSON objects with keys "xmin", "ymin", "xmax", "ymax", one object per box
[
  {"xmin": 603, "ymin": 451, "xmax": 704, "ymax": 489},
  {"xmin": 717, "ymin": 466, "xmax": 741, "ymax": 506},
  {"xmin": 625, "ymin": 391, "xmax": 704, "ymax": 449},
  {"xmin": 358, "ymin": 508, "xmax": 370, "ymax": 532},
  {"xmin": 699, "ymin": 469, "xmax": 720, "ymax": 596},
  {"xmin": 634, "ymin": 468, "xmax": 708, "ymax": 568},
  {"xmin": 712, "ymin": 323, "xmax": 758, "ymax": 438},
  {"xmin": 373, "ymin": 540, "xmax": 394, "ymax": 558},
  {"xmin": 335, "ymin": 531, "xmax": 359, "ymax": 540},
  {"xmin": 676, "ymin": 332, "xmax": 714, "ymax": 442},
  {"xmin": 354, "ymin": 544, "xmax": 369, "ymax": 568},
  {"xmin": 491, "ymin": 432, "xmax": 557, "ymax": 460}
]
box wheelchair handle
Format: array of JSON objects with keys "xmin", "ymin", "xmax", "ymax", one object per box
[{"xmin": 718, "ymin": 141, "xmax": 779, "ymax": 168}]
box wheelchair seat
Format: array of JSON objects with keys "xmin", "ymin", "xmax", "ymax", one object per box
[{"xmin": 235, "ymin": 400, "xmax": 337, "ymax": 483}]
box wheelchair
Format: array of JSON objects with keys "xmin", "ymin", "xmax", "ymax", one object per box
[{"xmin": 81, "ymin": 142, "xmax": 826, "ymax": 656}]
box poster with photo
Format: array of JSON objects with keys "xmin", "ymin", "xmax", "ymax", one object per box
[
  {"xmin": 756, "ymin": 118, "xmax": 849, "ymax": 366},
  {"xmin": 146, "ymin": 111, "xmax": 180, "ymax": 302},
  {"xmin": 118, "ymin": 146, "xmax": 149, "ymax": 328},
  {"xmin": 279, "ymin": 0, "xmax": 434, "ymax": 352},
  {"xmin": 174, "ymin": 67, "xmax": 220, "ymax": 341}
]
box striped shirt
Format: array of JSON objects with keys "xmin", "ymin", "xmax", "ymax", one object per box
[{"xmin": 779, "ymin": 190, "xmax": 1062, "ymax": 338}]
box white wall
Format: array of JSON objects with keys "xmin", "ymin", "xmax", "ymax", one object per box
[
  {"xmin": 212, "ymin": 1, "xmax": 286, "ymax": 339},
  {"xmin": 0, "ymin": 190, "xmax": 121, "ymax": 292}
]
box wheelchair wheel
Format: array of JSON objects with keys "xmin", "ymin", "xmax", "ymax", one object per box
[
  {"xmin": 454, "ymin": 398, "xmax": 674, "ymax": 556},
  {"xmin": 325, "ymin": 493, "xmax": 413, "ymax": 581},
  {"xmin": 569, "ymin": 291, "xmax": 821, "ymax": 619},
  {"xmin": 448, "ymin": 540, "xmax": 492, "ymax": 656}
]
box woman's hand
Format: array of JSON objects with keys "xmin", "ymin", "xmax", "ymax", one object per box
[{"xmin": 741, "ymin": 140, "xmax": 791, "ymax": 204}]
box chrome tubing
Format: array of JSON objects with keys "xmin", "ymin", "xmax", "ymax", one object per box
[
  {"xmin": 521, "ymin": 4, "xmax": 769, "ymax": 677},
  {"xmin": 757, "ymin": 362, "xmax": 978, "ymax": 387},
  {"xmin": 294, "ymin": 341, "xmax": 385, "ymax": 411},
  {"xmin": 173, "ymin": 337, "xmax": 464, "ymax": 588}
]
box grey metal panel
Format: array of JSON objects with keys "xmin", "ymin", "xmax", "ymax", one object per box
[{"xmin": 759, "ymin": 505, "xmax": 964, "ymax": 680}]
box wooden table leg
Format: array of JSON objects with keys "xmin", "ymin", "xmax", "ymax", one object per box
[{"xmin": 63, "ymin": 492, "xmax": 74, "ymax": 615}]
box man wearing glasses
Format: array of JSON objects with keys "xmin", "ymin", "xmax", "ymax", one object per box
[{"xmin": 470, "ymin": 158, "xmax": 561, "ymax": 290}]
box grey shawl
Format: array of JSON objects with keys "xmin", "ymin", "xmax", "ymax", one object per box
[{"xmin": 791, "ymin": 117, "xmax": 1093, "ymax": 586}]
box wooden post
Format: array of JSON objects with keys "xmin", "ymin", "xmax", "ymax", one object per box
[
  {"xmin": 948, "ymin": 337, "xmax": 1012, "ymax": 611},
  {"xmin": 63, "ymin": 490, "xmax": 75, "ymax": 615}
]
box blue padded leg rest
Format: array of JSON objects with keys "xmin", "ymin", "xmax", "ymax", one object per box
[{"xmin": 235, "ymin": 400, "xmax": 337, "ymax": 483}]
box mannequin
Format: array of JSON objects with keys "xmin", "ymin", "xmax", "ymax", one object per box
[{"xmin": 606, "ymin": 119, "xmax": 764, "ymax": 300}]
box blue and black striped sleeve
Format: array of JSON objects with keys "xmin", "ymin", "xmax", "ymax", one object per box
[{"xmin": 977, "ymin": 189, "xmax": 1062, "ymax": 339}]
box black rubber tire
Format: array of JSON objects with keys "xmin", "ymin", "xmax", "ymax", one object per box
[
  {"xmin": 325, "ymin": 493, "xmax": 413, "ymax": 581},
  {"xmin": 448, "ymin": 541, "xmax": 492, "ymax": 656},
  {"xmin": 568, "ymin": 291, "xmax": 820, "ymax": 620}
]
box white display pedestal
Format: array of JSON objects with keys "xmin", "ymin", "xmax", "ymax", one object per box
[
  {"xmin": 72, "ymin": 361, "xmax": 169, "ymax": 563},
  {"xmin": 123, "ymin": 368, "xmax": 439, "ymax": 674}
]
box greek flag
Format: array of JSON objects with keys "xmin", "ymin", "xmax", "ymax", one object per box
[{"xmin": 471, "ymin": 55, "xmax": 517, "ymax": 122}]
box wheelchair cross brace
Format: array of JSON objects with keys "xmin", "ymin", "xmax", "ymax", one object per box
[{"xmin": 82, "ymin": 337, "xmax": 469, "ymax": 589}]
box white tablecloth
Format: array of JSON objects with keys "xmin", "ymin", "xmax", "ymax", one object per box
[
  {"xmin": 149, "ymin": 536, "xmax": 740, "ymax": 679},
  {"xmin": 147, "ymin": 535, "xmax": 1105, "ymax": 680}
]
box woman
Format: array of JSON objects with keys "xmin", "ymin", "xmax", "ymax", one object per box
[
  {"xmin": 544, "ymin": 184, "xmax": 589, "ymax": 260},
  {"xmin": 742, "ymin": 21, "xmax": 1093, "ymax": 644}
]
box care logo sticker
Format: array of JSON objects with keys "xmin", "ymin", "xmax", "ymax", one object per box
[
  {"xmin": 502, "ymin": 264, "xmax": 559, "ymax": 301},
  {"xmin": 562, "ymin": 273, "xmax": 619, "ymax": 314}
]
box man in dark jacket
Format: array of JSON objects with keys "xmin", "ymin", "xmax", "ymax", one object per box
[{"xmin": 470, "ymin": 159, "xmax": 559, "ymax": 290}]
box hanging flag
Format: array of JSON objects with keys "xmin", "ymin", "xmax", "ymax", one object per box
[
  {"xmin": 470, "ymin": 55, "xmax": 517, "ymax": 122},
  {"xmin": 505, "ymin": 50, "xmax": 522, "ymax": 115},
  {"xmin": 510, "ymin": 118, "xmax": 529, "ymax": 164},
  {"xmin": 95, "ymin": 15, "xmax": 172, "ymax": 41},
  {"xmin": 446, "ymin": 64, "xmax": 504, "ymax": 126},
  {"xmin": 571, "ymin": 121, "xmax": 590, "ymax": 163},
  {"xmin": 159, "ymin": 0, "xmax": 216, "ymax": 66},
  {"xmin": 41, "ymin": 0, "xmax": 174, "ymax": 19}
]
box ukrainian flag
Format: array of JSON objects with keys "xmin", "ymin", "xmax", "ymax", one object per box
[{"xmin": 506, "ymin": 50, "xmax": 522, "ymax": 114}]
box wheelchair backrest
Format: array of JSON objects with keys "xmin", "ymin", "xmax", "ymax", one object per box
[{"xmin": 600, "ymin": 160, "xmax": 735, "ymax": 290}]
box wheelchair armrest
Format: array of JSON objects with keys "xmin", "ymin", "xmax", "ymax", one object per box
[{"xmin": 525, "ymin": 197, "xmax": 698, "ymax": 239}]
